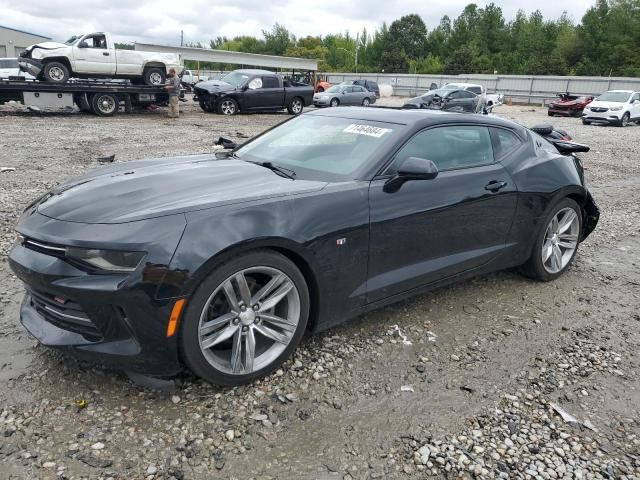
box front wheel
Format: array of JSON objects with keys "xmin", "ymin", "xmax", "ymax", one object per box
[
  {"xmin": 519, "ymin": 198, "xmax": 582, "ymax": 281},
  {"xmin": 217, "ymin": 98, "xmax": 238, "ymax": 115},
  {"xmin": 287, "ymin": 97, "xmax": 304, "ymax": 115},
  {"xmin": 180, "ymin": 250, "xmax": 310, "ymax": 386},
  {"xmin": 618, "ymin": 112, "xmax": 630, "ymax": 127},
  {"xmin": 330, "ymin": 98, "xmax": 340, "ymax": 107},
  {"xmin": 43, "ymin": 62, "xmax": 70, "ymax": 83}
]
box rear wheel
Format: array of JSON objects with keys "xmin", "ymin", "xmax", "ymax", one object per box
[
  {"xmin": 144, "ymin": 67, "xmax": 166, "ymax": 86},
  {"xmin": 91, "ymin": 93, "xmax": 118, "ymax": 116},
  {"xmin": 287, "ymin": 97, "xmax": 304, "ymax": 115},
  {"xmin": 519, "ymin": 198, "xmax": 582, "ymax": 281},
  {"xmin": 330, "ymin": 98, "xmax": 340, "ymax": 107},
  {"xmin": 43, "ymin": 62, "xmax": 70, "ymax": 83},
  {"xmin": 547, "ymin": 111, "xmax": 554, "ymax": 117},
  {"xmin": 582, "ymin": 119, "xmax": 590, "ymax": 125},
  {"xmin": 362, "ymin": 97, "xmax": 371, "ymax": 107},
  {"xmin": 180, "ymin": 250, "xmax": 310, "ymax": 386}
]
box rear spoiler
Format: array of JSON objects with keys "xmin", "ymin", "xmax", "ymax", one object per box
[{"xmin": 550, "ymin": 140, "xmax": 590, "ymax": 154}]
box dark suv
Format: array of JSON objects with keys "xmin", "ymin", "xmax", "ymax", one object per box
[{"xmin": 353, "ymin": 80, "xmax": 380, "ymax": 98}]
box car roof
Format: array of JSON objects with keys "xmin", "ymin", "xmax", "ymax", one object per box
[
  {"xmin": 604, "ymin": 90, "xmax": 634, "ymax": 93},
  {"xmin": 235, "ymin": 69, "xmax": 276, "ymax": 75},
  {"xmin": 305, "ymin": 106, "xmax": 527, "ymax": 132},
  {"xmin": 444, "ymin": 83, "xmax": 482, "ymax": 88}
]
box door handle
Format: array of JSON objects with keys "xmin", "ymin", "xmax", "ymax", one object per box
[
  {"xmin": 103, "ymin": 52, "xmax": 110, "ymax": 56},
  {"xmin": 485, "ymin": 180, "xmax": 508, "ymax": 192}
]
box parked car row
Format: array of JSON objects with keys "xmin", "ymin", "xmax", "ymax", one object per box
[{"xmin": 546, "ymin": 90, "xmax": 640, "ymax": 127}]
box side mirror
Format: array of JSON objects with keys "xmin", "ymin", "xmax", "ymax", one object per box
[
  {"xmin": 241, "ymin": 84, "xmax": 249, "ymax": 91},
  {"xmin": 384, "ymin": 157, "xmax": 439, "ymax": 193}
]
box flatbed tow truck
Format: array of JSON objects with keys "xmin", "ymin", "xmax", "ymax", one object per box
[{"xmin": 0, "ymin": 77, "xmax": 171, "ymax": 116}]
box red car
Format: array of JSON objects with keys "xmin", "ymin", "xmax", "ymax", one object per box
[{"xmin": 548, "ymin": 93, "xmax": 594, "ymax": 117}]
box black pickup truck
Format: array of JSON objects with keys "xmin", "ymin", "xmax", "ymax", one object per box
[{"xmin": 194, "ymin": 69, "xmax": 314, "ymax": 115}]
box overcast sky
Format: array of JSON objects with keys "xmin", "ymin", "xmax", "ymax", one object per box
[{"xmin": 2, "ymin": 0, "xmax": 595, "ymax": 46}]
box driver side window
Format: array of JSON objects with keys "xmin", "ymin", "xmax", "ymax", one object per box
[
  {"xmin": 385, "ymin": 125, "xmax": 494, "ymax": 175},
  {"xmin": 83, "ymin": 35, "xmax": 107, "ymax": 49}
]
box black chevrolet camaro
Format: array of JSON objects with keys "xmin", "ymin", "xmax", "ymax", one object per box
[{"xmin": 9, "ymin": 108, "xmax": 599, "ymax": 385}]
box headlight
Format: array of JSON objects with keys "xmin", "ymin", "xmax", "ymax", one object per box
[
  {"xmin": 66, "ymin": 247, "xmax": 146, "ymax": 272},
  {"xmin": 609, "ymin": 106, "xmax": 622, "ymax": 111}
]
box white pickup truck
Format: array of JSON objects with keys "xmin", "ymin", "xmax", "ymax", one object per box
[{"xmin": 18, "ymin": 32, "xmax": 183, "ymax": 85}]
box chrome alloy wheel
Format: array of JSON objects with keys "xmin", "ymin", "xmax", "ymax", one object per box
[
  {"xmin": 149, "ymin": 71, "xmax": 163, "ymax": 85},
  {"xmin": 95, "ymin": 95, "xmax": 116, "ymax": 114},
  {"xmin": 291, "ymin": 98, "xmax": 303, "ymax": 114},
  {"xmin": 48, "ymin": 66, "xmax": 65, "ymax": 81},
  {"xmin": 198, "ymin": 267, "xmax": 300, "ymax": 375},
  {"xmin": 541, "ymin": 207, "xmax": 580, "ymax": 274},
  {"xmin": 220, "ymin": 100, "xmax": 237, "ymax": 115}
]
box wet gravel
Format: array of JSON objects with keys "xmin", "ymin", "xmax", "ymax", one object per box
[{"xmin": 0, "ymin": 99, "xmax": 639, "ymax": 479}]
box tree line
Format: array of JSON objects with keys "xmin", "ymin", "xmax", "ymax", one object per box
[{"xmin": 177, "ymin": 0, "xmax": 640, "ymax": 77}]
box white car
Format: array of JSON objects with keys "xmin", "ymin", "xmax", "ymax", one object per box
[
  {"xmin": 582, "ymin": 90, "xmax": 640, "ymax": 126},
  {"xmin": 0, "ymin": 58, "xmax": 35, "ymax": 80},
  {"xmin": 18, "ymin": 32, "xmax": 183, "ymax": 85},
  {"xmin": 181, "ymin": 69, "xmax": 208, "ymax": 85}
]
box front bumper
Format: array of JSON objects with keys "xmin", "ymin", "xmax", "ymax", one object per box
[
  {"xmin": 582, "ymin": 109, "xmax": 623, "ymax": 123},
  {"xmin": 8, "ymin": 212, "xmax": 187, "ymax": 376},
  {"xmin": 18, "ymin": 58, "xmax": 43, "ymax": 78},
  {"xmin": 548, "ymin": 106, "xmax": 583, "ymax": 116},
  {"xmin": 313, "ymin": 97, "xmax": 331, "ymax": 107}
]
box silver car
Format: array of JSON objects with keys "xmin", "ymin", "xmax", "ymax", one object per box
[{"xmin": 313, "ymin": 85, "xmax": 376, "ymax": 107}]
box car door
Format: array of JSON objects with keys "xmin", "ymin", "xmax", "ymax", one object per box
[
  {"xmin": 352, "ymin": 85, "xmax": 368, "ymax": 104},
  {"xmin": 342, "ymin": 86, "xmax": 357, "ymax": 105},
  {"xmin": 366, "ymin": 124, "xmax": 517, "ymax": 303},
  {"xmin": 242, "ymin": 75, "xmax": 283, "ymax": 110},
  {"xmin": 72, "ymin": 34, "xmax": 115, "ymax": 75},
  {"xmin": 630, "ymin": 92, "xmax": 640, "ymax": 120},
  {"xmin": 445, "ymin": 90, "xmax": 477, "ymax": 112}
]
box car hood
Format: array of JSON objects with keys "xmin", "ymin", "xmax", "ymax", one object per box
[
  {"xmin": 194, "ymin": 79, "xmax": 237, "ymax": 94},
  {"xmin": 34, "ymin": 155, "xmax": 327, "ymax": 224},
  {"xmin": 24, "ymin": 42, "xmax": 67, "ymax": 55},
  {"xmin": 588, "ymin": 100, "xmax": 625, "ymax": 109},
  {"xmin": 554, "ymin": 98, "xmax": 581, "ymax": 105}
]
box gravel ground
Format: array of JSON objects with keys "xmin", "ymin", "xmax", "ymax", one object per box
[{"xmin": 0, "ymin": 98, "xmax": 639, "ymax": 480}]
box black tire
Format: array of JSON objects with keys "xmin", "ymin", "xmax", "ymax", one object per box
[
  {"xmin": 180, "ymin": 250, "xmax": 310, "ymax": 386},
  {"xmin": 547, "ymin": 111, "xmax": 554, "ymax": 117},
  {"xmin": 76, "ymin": 93, "xmax": 91, "ymax": 112},
  {"xmin": 43, "ymin": 61, "xmax": 70, "ymax": 83},
  {"xmin": 330, "ymin": 98, "xmax": 340, "ymax": 107},
  {"xmin": 487, "ymin": 101, "xmax": 494, "ymax": 107},
  {"xmin": 519, "ymin": 198, "xmax": 582, "ymax": 282},
  {"xmin": 198, "ymin": 98, "xmax": 215, "ymax": 113},
  {"xmin": 90, "ymin": 93, "xmax": 119, "ymax": 116},
  {"xmin": 582, "ymin": 119, "xmax": 590, "ymax": 125},
  {"xmin": 143, "ymin": 67, "xmax": 166, "ymax": 86},
  {"xmin": 217, "ymin": 97, "xmax": 238, "ymax": 115},
  {"xmin": 617, "ymin": 112, "xmax": 630, "ymax": 127},
  {"xmin": 287, "ymin": 97, "xmax": 304, "ymax": 115},
  {"xmin": 362, "ymin": 97, "xmax": 371, "ymax": 107}
]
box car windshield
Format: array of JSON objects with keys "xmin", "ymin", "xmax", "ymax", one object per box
[
  {"xmin": 423, "ymin": 89, "xmax": 450, "ymax": 98},
  {"xmin": 221, "ymin": 72, "xmax": 250, "ymax": 87},
  {"xmin": 326, "ymin": 86, "xmax": 342, "ymax": 93},
  {"xmin": 596, "ymin": 91, "xmax": 631, "ymax": 102},
  {"xmin": 64, "ymin": 35, "xmax": 80, "ymax": 45},
  {"xmin": 0, "ymin": 59, "xmax": 19, "ymax": 68},
  {"xmin": 234, "ymin": 115, "xmax": 401, "ymax": 181}
]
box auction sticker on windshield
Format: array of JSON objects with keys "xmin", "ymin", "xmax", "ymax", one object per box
[{"xmin": 343, "ymin": 124, "xmax": 392, "ymax": 138}]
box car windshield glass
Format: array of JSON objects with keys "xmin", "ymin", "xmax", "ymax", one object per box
[
  {"xmin": 326, "ymin": 86, "xmax": 342, "ymax": 93},
  {"xmin": 221, "ymin": 72, "xmax": 250, "ymax": 87},
  {"xmin": 0, "ymin": 59, "xmax": 19, "ymax": 68},
  {"xmin": 234, "ymin": 115, "xmax": 401, "ymax": 181},
  {"xmin": 65, "ymin": 36, "xmax": 80, "ymax": 45},
  {"xmin": 596, "ymin": 92, "xmax": 631, "ymax": 102}
]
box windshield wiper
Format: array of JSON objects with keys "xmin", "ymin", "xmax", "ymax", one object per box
[{"xmin": 247, "ymin": 161, "xmax": 296, "ymax": 180}]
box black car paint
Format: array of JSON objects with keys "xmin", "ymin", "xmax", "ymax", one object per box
[
  {"xmin": 195, "ymin": 69, "xmax": 314, "ymax": 113},
  {"xmin": 9, "ymin": 108, "xmax": 599, "ymax": 376}
]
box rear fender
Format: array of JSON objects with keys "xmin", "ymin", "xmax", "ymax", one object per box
[{"xmin": 580, "ymin": 190, "xmax": 599, "ymax": 241}]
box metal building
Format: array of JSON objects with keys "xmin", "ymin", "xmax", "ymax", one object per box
[
  {"xmin": 135, "ymin": 42, "xmax": 317, "ymax": 71},
  {"xmin": 0, "ymin": 25, "xmax": 51, "ymax": 58}
]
